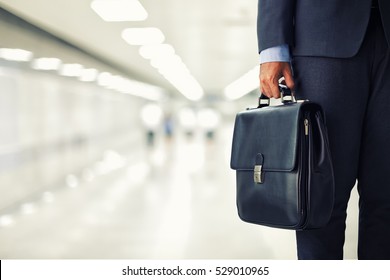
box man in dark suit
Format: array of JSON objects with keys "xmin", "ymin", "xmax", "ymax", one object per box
[{"xmin": 258, "ymin": 0, "xmax": 390, "ymax": 259}]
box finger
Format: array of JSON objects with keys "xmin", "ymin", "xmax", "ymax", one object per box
[
  {"xmin": 260, "ymin": 80, "xmax": 272, "ymax": 98},
  {"xmin": 261, "ymin": 74, "xmax": 280, "ymax": 98},
  {"xmin": 283, "ymin": 66, "xmax": 295, "ymax": 90},
  {"xmin": 269, "ymin": 80, "xmax": 281, "ymax": 99},
  {"xmin": 259, "ymin": 71, "xmax": 273, "ymax": 98}
]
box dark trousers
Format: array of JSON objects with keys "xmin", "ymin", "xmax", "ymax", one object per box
[{"xmin": 292, "ymin": 8, "xmax": 390, "ymax": 259}]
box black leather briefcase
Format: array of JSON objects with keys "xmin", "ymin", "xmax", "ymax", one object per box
[{"xmin": 230, "ymin": 86, "xmax": 335, "ymax": 230}]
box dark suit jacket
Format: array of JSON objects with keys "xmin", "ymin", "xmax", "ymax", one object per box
[{"xmin": 258, "ymin": 0, "xmax": 390, "ymax": 57}]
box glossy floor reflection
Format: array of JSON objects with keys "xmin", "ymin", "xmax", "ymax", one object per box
[{"xmin": 0, "ymin": 124, "xmax": 359, "ymax": 259}]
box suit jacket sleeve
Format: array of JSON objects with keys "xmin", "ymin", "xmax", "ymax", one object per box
[{"xmin": 257, "ymin": 0, "xmax": 296, "ymax": 53}]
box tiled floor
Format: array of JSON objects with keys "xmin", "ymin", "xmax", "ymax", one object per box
[{"xmin": 0, "ymin": 124, "xmax": 359, "ymax": 259}]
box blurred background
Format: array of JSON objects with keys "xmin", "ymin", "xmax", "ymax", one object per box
[{"xmin": 0, "ymin": 0, "xmax": 359, "ymax": 259}]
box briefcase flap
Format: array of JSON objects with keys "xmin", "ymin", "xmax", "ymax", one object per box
[{"xmin": 230, "ymin": 103, "xmax": 303, "ymax": 172}]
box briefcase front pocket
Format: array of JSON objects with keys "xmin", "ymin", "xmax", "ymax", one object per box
[
  {"xmin": 236, "ymin": 168, "xmax": 303, "ymax": 228},
  {"xmin": 230, "ymin": 101, "xmax": 334, "ymax": 230}
]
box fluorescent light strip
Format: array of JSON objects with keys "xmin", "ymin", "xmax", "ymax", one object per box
[
  {"xmin": 117, "ymin": 78, "xmax": 164, "ymax": 101},
  {"xmin": 0, "ymin": 48, "xmax": 33, "ymax": 62},
  {"xmin": 152, "ymin": 59, "xmax": 203, "ymax": 101},
  {"xmin": 79, "ymin": 68, "xmax": 98, "ymax": 82},
  {"xmin": 139, "ymin": 45, "xmax": 204, "ymax": 101},
  {"xmin": 224, "ymin": 66, "xmax": 259, "ymax": 100},
  {"xmin": 0, "ymin": 215, "xmax": 14, "ymax": 228},
  {"xmin": 91, "ymin": 0, "xmax": 148, "ymax": 22},
  {"xmin": 139, "ymin": 44, "xmax": 175, "ymax": 59},
  {"xmin": 197, "ymin": 108, "xmax": 220, "ymax": 129},
  {"xmin": 97, "ymin": 72, "xmax": 163, "ymax": 101},
  {"xmin": 0, "ymin": 45, "xmax": 162, "ymax": 100},
  {"xmin": 97, "ymin": 72, "xmax": 113, "ymax": 87},
  {"xmin": 163, "ymin": 69, "xmax": 204, "ymax": 101},
  {"xmin": 122, "ymin": 28, "xmax": 165, "ymax": 45},
  {"xmin": 59, "ymin": 63, "xmax": 84, "ymax": 77},
  {"xmin": 32, "ymin": 57, "xmax": 62, "ymax": 70},
  {"xmin": 124, "ymin": 27, "xmax": 202, "ymax": 100}
]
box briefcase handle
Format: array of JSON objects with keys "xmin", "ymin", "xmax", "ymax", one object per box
[{"xmin": 258, "ymin": 84, "xmax": 296, "ymax": 108}]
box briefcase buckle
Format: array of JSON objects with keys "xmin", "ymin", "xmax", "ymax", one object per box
[{"xmin": 254, "ymin": 165, "xmax": 263, "ymax": 184}]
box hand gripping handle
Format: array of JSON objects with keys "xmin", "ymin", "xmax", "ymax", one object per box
[{"xmin": 258, "ymin": 84, "xmax": 296, "ymax": 108}]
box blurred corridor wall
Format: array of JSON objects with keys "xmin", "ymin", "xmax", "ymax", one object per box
[{"xmin": 0, "ymin": 8, "xmax": 145, "ymax": 211}]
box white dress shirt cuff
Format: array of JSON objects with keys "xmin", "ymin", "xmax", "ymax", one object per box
[{"xmin": 259, "ymin": 44, "xmax": 291, "ymax": 64}]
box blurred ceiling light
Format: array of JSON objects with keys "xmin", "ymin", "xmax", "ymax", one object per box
[
  {"xmin": 122, "ymin": 28, "xmax": 165, "ymax": 45},
  {"xmin": 59, "ymin": 63, "xmax": 84, "ymax": 77},
  {"xmin": 31, "ymin": 57, "xmax": 62, "ymax": 70},
  {"xmin": 132, "ymin": 29, "xmax": 203, "ymax": 101},
  {"xmin": 106, "ymin": 75, "xmax": 126, "ymax": 90},
  {"xmin": 161, "ymin": 68, "xmax": 204, "ymax": 101},
  {"xmin": 66, "ymin": 174, "xmax": 79, "ymax": 188},
  {"xmin": 197, "ymin": 108, "xmax": 221, "ymax": 129},
  {"xmin": 0, "ymin": 215, "xmax": 14, "ymax": 228},
  {"xmin": 111, "ymin": 76, "xmax": 133, "ymax": 91},
  {"xmin": 97, "ymin": 71, "xmax": 113, "ymax": 87},
  {"xmin": 101, "ymin": 150, "xmax": 127, "ymax": 172},
  {"xmin": 140, "ymin": 103, "xmax": 163, "ymax": 128},
  {"xmin": 91, "ymin": 0, "xmax": 148, "ymax": 21},
  {"xmin": 147, "ymin": 54, "xmax": 203, "ymax": 101},
  {"xmin": 158, "ymin": 65, "xmax": 190, "ymax": 77},
  {"xmin": 139, "ymin": 44, "xmax": 175, "ymax": 59},
  {"xmin": 172, "ymin": 77, "xmax": 204, "ymax": 101},
  {"xmin": 150, "ymin": 54, "xmax": 183, "ymax": 70},
  {"xmin": 0, "ymin": 48, "xmax": 33, "ymax": 62},
  {"xmin": 97, "ymin": 72, "xmax": 163, "ymax": 101},
  {"xmin": 42, "ymin": 192, "xmax": 55, "ymax": 203},
  {"xmin": 79, "ymin": 68, "xmax": 98, "ymax": 82},
  {"xmin": 178, "ymin": 107, "xmax": 197, "ymax": 128},
  {"xmin": 82, "ymin": 168, "xmax": 95, "ymax": 182},
  {"xmin": 130, "ymin": 89, "xmax": 163, "ymax": 101},
  {"xmin": 116, "ymin": 78, "xmax": 164, "ymax": 101},
  {"xmin": 20, "ymin": 203, "xmax": 36, "ymax": 215},
  {"xmin": 224, "ymin": 65, "xmax": 259, "ymax": 100}
]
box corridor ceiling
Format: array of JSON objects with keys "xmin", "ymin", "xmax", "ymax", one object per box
[{"xmin": 0, "ymin": 0, "xmax": 259, "ymax": 101}]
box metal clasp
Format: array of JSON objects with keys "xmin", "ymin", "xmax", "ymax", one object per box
[{"xmin": 254, "ymin": 165, "xmax": 263, "ymax": 184}]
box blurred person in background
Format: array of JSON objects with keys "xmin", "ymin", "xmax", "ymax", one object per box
[
  {"xmin": 258, "ymin": 0, "xmax": 390, "ymax": 259},
  {"xmin": 163, "ymin": 113, "xmax": 174, "ymax": 141}
]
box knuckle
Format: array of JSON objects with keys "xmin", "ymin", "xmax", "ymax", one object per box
[{"xmin": 260, "ymin": 76, "xmax": 269, "ymax": 83}]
